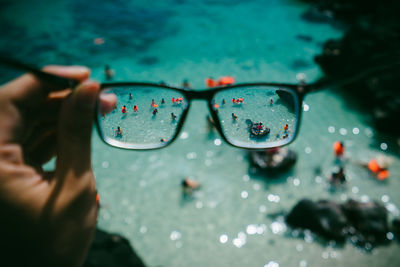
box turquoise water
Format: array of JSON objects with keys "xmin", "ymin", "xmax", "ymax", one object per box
[{"xmin": 1, "ymin": 0, "xmax": 399, "ymax": 266}]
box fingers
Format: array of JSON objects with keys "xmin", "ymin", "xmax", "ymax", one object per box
[
  {"xmin": 99, "ymin": 92, "xmax": 117, "ymax": 115},
  {"xmin": 2, "ymin": 66, "xmax": 90, "ymax": 104},
  {"xmin": 56, "ymin": 80, "xmax": 100, "ymax": 176}
]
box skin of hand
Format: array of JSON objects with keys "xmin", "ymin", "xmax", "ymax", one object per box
[{"xmin": 0, "ymin": 66, "xmax": 100, "ymax": 267}]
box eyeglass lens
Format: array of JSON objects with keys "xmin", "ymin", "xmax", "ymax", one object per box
[
  {"xmin": 98, "ymin": 86, "xmax": 188, "ymax": 149},
  {"xmin": 97, "ymin": 85, "xmax": 299, "ymax": 149},
  {"xmin": 212, "ymin": 86, "xmax": 299, "ymax": 148}
]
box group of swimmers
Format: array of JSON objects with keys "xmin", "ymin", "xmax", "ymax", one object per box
[{"xmin": 329, "ymin": 141, "xmax": 391, "ymax": 186}]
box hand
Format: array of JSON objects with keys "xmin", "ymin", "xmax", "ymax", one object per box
[{"xmin": 0, "ymin": 66, "xmax": 100, "ymax": 267}]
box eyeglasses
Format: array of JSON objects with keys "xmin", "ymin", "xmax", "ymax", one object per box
[{"xmin": 1, "ymin": 57, "xmax": 399, "ymax": 150}]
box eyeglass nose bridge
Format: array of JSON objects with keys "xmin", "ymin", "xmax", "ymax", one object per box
[{"xmin": 183, "ymin": 89, "xmax": 216, "ymax": 101}]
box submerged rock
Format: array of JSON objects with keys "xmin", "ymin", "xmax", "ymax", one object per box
[
  {"xmin": 250, "ymin": 148, "xmax": 297, "ymax": 173},
  {"xmin": 286, "ymin": 198, "xmax": 390, "ymax": 248},
  {"xmin": 342, "ymin": 199, "xmax": 389, "ymax": 246},
  {"xmin": 286, "ymin": 199, "xmax": 348, "ymax": 242},
  {"xmin": 84, "ymin": 228, "xmax": 146, "ymax": 267}
]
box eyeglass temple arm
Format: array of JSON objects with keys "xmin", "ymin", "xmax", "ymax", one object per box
[
  {"xmin": 305, "ymin": 61, "xmax": 400, "ymax": 93},
  {"xmin": 0, "ymin": 56, "xmax": 80, "ymax": 90}
]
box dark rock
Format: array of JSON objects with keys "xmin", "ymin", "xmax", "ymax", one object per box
[
  {"xmin": 286, "ymin": 198, "xmax": 391, "ymax": 248},
  {"xmin": 250, "ymin": 148, "xmax": 297, "ymax": 173},
  {"xmin": 83, "ymin": 228, "xmax": 146, "ymax": 267},
  {"xmin": 393, "ymin": 217, "xmax": 400, "ymax": 240},
  {"xmin": 286, "ymin": 199, "xmax": 348, "ymax": 242},
  {"xmin": 342, "ymin": 199, "xmax": 389, "ymax": 245},
  {"xmin": 300, "ymin": 0, "xmax": 400, "ymax": 135}
]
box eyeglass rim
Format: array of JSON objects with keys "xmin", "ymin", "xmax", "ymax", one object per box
[{"xmin": 96, "ymin": 83, "xmax": 304, "ymax": 150}]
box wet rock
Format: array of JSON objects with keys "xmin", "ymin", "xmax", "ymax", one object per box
[
  {"xmin": 250, "ymin": 148, "xmax": 297, "ymax": 173},
  {"xmin": 342, "ymin": 199, "xmax": 389, "ymax": 246},
  {"xmin": 286, "ymin": 198, "xmax": 390, "ymax": 248},
  {"xmin": 83, "ymin": 228, "xmax": 146, "ymax": 267},
  {"xmin": 300, "ymin": 0, "xmax": 400, "ymax": 135},
  {"xmin": 392, "ymin": 217, "xmax": 400, "ymax": 240},
  {"xmin": 286, "ymin": 199, "xmax": 348, "ymax": 242}
]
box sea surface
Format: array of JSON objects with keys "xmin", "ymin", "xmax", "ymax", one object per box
[{"xmin": 0, "ymin": 0, "xmax": 399, "ymax": 266}]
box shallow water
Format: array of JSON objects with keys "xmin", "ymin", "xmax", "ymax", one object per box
[{"xmin": 1, "ymin": 0, "xmax": 399, "ymax": 266}]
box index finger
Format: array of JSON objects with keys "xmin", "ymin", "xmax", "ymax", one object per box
[{"xmin": 1, "ymin": 65, "xmax": 90, "ymax": 104}]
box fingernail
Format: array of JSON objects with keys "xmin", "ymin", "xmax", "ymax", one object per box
[{"xmin": 76, "ymin": 80, "xmax": 100, "ymax": 110}]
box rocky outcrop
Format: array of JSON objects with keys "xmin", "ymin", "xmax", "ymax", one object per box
[
  {"xmin": 83, "ymin": 228, "xmax": 146, "ymax": 267},
  {"xmin": 301, "ymin": 0, "xmax": 400, "ymax": 135},
  {"xmin": 286, "ymin": 199, "xmax": 390, "ymax": 248}
]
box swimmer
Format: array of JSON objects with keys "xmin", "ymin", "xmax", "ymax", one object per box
[
  {"xmin": 116, "ymin": 126, "xmax": 123, "ymax": 137},
  {"xmin": 182, "ymin": 177, "xmax": 200, "ymax": 195},
  {"xmin": 270, "ymin": 98, "xmax": 273, "ymax": 105},
  {"xmin": 282, "ymin": 133, "xmax": 289, "ymax": 139},
  {"xmin": 172, "ymin": 97, "xmax": 175, "ymax": 103},
  {"xmin": 121, "ymin": 105, "xmax": 127, "ymax": 113},
  {"xmin": 222, "ymin": 99, "xmax": 226, "ymax": 105},
  {"xmin": 329, "ymin": 166, "xmax": 346, "ymax": 184},
  {"xmin": 152, "ymin": 108, "xmax": 158, "ymax": 115},
  {"xmin": 232, "ymin": 113, "xmax": 238, "ymax": 120},
  {"xmin": 105, "ymin": 65, "xmax": 114, "ymax": 80},
  {"xmin": 161, "ymin": 98, "xmax": 165, "ymax": 104},
  {"xmin": 129, "ymin": 93, "xmax": 133, "ymax": 100},
  {"xmin": 284, "ymin": 124, "xmax": 289, "ymax": 131},
  {"xmin": 133, "ymin": 105, "xmax": 138, "ymax": 112},
  {"xmin": 160, "ymin": 138, "xmax": 167, "ymax": 143},
  {"xmin": 182, "ymin": 79, "xmax": 192, "ymax": 90},
  {"xmin": 151, "ymin": 99, "xmax": 158, "ymax": 108},
  {"xmin": 213, "ymin": 100, "xmax": 220, "ymax": 109},
  {"xmin": 333, "ymin": 141, "xmax": 344, "ymax": 157},
  {"xmin": 171, "ymin": 112, "xmax": 177, "ymax": 120},
  {"xmin": 360, "ymin": 155, "xmax": 392, "ymax": 180}
]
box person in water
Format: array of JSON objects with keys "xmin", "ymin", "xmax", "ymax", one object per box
[
  {"xmin": 129, "ymin": 93, "xmax": 133, "ymax": 100},
  {"xmin": 161, "ymin": 98, "xmax": 165, "ymax": 104},
  {"xmin": 152, "ymin": 108, "xmax": 158, "ymax": 115},
  {"xmin": 116, "ymin": 126, "xmax": 123, "ymax": 137},
  {"xmin": 181, "ymin": 177, "xmax": 200, "ymax": 195},
  {"xmin": 151, "ymin": 99, "xmax": 158, "ymax": 108},
  {"xmin": 284, "ymin": 124, "xmax": 289, "ymax": 131},
  {"xmin": 121, "ymin": 105, "xmax": 127, "ymax": 113},
  {"xmin": 133, "ymin": 105, "xmax": 138, "ymax": 112},
  {"xmin": 270, "ymin": 98, "xmax": 273, "ymax": 105},
  {"xmin": 232, "ymin": 113, "xmax": 238, "ymax": 120},
  {"xmin": 0, "ymin": 65, "xmax": 102, "ymax": 266},
  {"xmin": 171, "ymin": 113, "xmax": 177, "ymax": 120},
  {"xmin": 105, "ymin": 65, "xmax": 114, "ymax": 80},
  {"xmin": 182, "ymin": 79, "xmax": 192, "ymax": 90},
  {"xmin": 329, "ymin": 166, "xmax": 346, "ymax": 184},
  {"xmin": 333, "ymin": 141, "xmax": 345, "ymax": 158},
  {"xmin": 360, "ymin": 155, "xmax": 391, "ymax": 180}
]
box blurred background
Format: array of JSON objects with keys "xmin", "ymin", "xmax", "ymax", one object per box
[{"xmin": 0, "ymin": 0, "xmax": 399, "ymax": 266}]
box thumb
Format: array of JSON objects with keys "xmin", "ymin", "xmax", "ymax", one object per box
[{"xmin": 56, "ymin": 80, "xmax": 100, "ymax": 176}]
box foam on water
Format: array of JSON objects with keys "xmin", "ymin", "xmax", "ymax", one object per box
[{"xmin": 1, "ymin": 0, "xmax": 399, "ymax": 266}]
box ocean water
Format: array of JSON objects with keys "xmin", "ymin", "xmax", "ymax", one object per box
[{"xmin": 1, "ymin": 0, "xmax": 399, "ymax": 266}]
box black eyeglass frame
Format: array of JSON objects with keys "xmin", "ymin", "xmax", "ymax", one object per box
[
  {"xmin": 97, "ymin": 82, "xmax": 306, "ymax": 150},
  {"xmin": 1, "ymin": 56, "xmax": 399, "ymax": 150}
]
